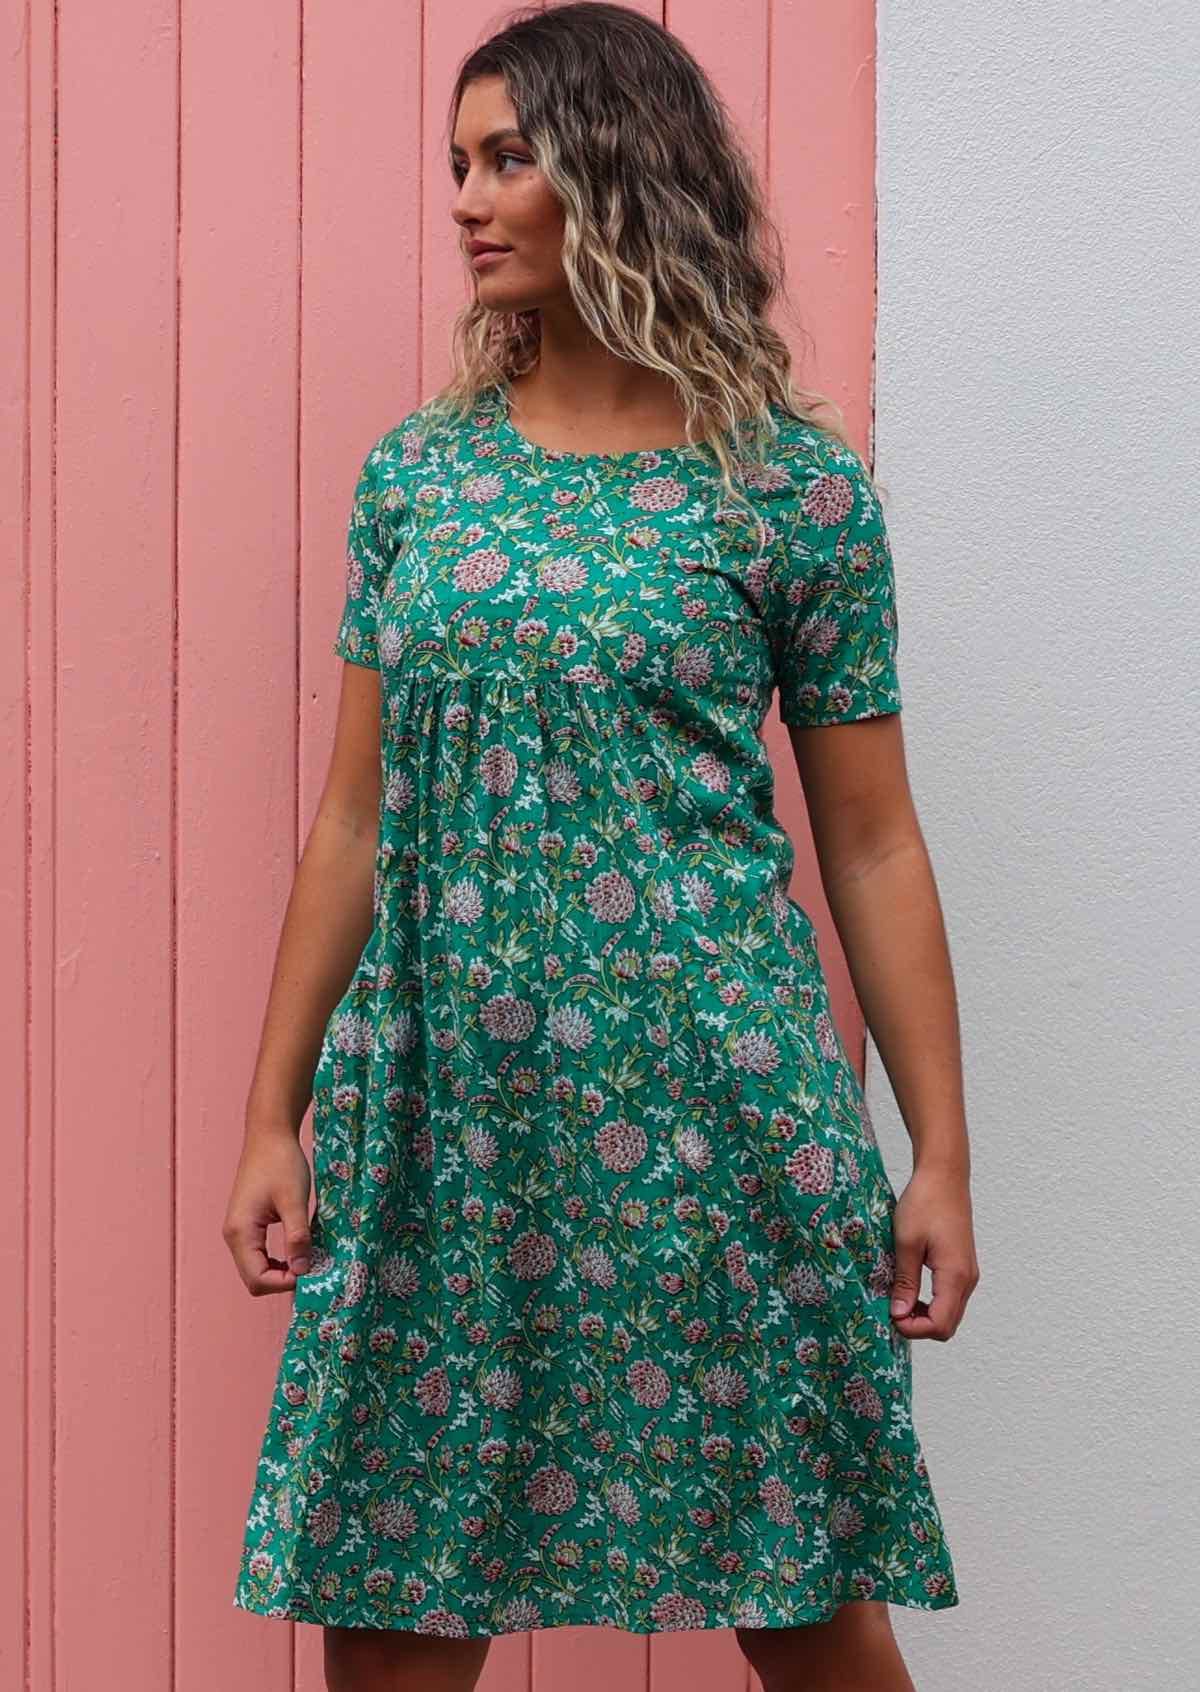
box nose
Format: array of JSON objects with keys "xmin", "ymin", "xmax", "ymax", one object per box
[{"xmin": 452, "ymin": 177, "xmax": 492, "ymax": 229}]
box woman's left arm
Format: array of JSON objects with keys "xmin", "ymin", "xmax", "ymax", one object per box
[{"xmin": 788, "ymin": 710, "xmax": 981, "ymax": 1342}]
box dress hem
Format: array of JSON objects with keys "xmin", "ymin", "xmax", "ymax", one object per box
[{"xmin": 232, "ymin": 1585, "xmax": 960, "ymax": 1637}]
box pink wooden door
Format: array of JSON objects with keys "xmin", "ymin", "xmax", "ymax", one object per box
[{"xmin": 3, "ymin": 3, "xmax": 882, "ymax": 1689}]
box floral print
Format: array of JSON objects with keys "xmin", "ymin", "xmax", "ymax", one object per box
[{"xmin": 232, "ymin": 380, "xmax": 958, "ymax": 1636}]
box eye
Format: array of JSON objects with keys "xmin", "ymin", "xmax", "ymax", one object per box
[{"xmin": 450, "ymin": 150, "xmax": 528, "ymax": 184}]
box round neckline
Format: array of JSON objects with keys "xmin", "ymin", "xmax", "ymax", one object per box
[{"xmin": 491, "ymin": 378, "xmax": 707, "ymax": 464}]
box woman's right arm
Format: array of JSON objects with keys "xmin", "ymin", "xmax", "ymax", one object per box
[{"xmin": 222, "ymin": 661, "xmax": 383, "ymax": 1296}]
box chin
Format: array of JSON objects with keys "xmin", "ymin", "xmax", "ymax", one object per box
[{"xmin": 477, "ymin": 284, "xmax": 543, "ymax": 313}]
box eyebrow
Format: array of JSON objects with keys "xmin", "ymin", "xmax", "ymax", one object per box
[{"xmin": 449, "ymin": 127, "xmax": 526, "ymax": 158}]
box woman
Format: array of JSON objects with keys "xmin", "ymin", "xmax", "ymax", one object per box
[{"xmin": 224, "ymin": 6, "xmax": 979, "ymax": 1689}]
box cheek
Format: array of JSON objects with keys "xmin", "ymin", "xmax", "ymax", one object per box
[{"xmin": 510, "ymin": 182, "xmax": 564, "ymax": 247}]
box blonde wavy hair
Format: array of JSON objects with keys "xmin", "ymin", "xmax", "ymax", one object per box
[{"xmin": 423, "ymin": 2, "xmax": 876, "ymax": 534}]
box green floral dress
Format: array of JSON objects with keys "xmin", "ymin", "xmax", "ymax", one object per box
[{"xmin": 232, "ymin": 379, "xmax": 959, "ymax": 1637}]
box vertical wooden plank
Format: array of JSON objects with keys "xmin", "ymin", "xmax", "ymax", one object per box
[
  {"xmin": 298, "ymin": 0, "xmax": 422, "ymax": 817},
  {"xmin": 650, "ymin": 1629, "xmax": 750, "ymax": 1692},
  {"xmin": 0, "ymin": 3, "xmax": 33, "ymax": 1689},
  {"xmin": 293, "ymin": 3, "xmax": 423, "ymax": 1686},
  {"xmin": 19, "ymin": 7, "xmax": 57, "ymax": 1689},
  {"xmin": 176, "ymin": 6, "xmax": 301, "ymax": 1692},
  {"xmin": 761, "ymin": 0, "xmax": 883, "ymax": 1071},
  {"xmin": 53, "ymin": 2, "xmax": 178, "ymax": 1688},
  {"xmin": 771, "ymin": 0, "xmax": 879, "ymax": 446},
  {"xmin": 478, "ymin": 1632, "xmax": 531, "ymax": 1692},
  {"xmin": 533, "ymin": 1626, "xmax": 649, "ymax": 1692}
]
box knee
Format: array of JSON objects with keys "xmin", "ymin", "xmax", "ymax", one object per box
[
  {"xmin": 323, "ymin": 1625, "xmax": 490, "ymax": 1692},
  {"xmin": 735, "ymin": 1620, "xmax": 805, "ymax": 1680},
  {"xmin": 735, "ymin": 1600, "xmax": 894, "ymax": 1671}
]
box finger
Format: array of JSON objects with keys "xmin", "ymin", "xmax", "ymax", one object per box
[
  {"xmin": 256, "ymin": 1267, "xmax": 302, "ymax": 1295},
  {"xmin": 889, "ymin": 1234, "xmax": 926, "ymax": 1320},
  {"xmin": 243, "ymin": 1243, "xmax": 302, "ymax": 1296},
  {"xmin": 278, "ymin": 1203, "xmax": 314, "ymax": 1276},
  {"xmin": 227, "ymin": 1218, "xmax": 299, "ymax": 1296},
  {"xmin": 894, "ymin": 1277, "xmax": 963, "ymax": 1341},
  {"xmin": 891, "ymin": 1296, "xmax": 937, "ymax": 1337},
  {"xmin": 923, "ymin": 1266, "xmax": 970, "ymax": 1338}
]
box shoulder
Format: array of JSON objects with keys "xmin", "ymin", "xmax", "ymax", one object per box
[
  {"xmin": 368, "ymin": 395, "xmax": 445, "ymax": 476},
  {"xmin": 762, "ymin": 406, "xmax": 876, "ymax": 497},
  {"xmin": 353, "ymin": 395, "xmax": 451, "ymax": 525},
  {"xmin": 744, "ymin": 407, "xmax": 883, "ymax": 546}
]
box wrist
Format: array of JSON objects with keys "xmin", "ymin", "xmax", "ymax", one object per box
[
  {"xmin": 244, "ymin": 1087, "xmax": 308, "ymax": 1142},
  {"xmin": 911, "ymin": 1150, "xmax": 971, "ymax": 1184}
]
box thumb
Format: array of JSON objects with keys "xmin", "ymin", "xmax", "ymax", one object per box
[
  {"xmin": 890, "ymin": 1238, "xmax": 924, "ymax": 1317},
  {"xmin": 280, "ymin": 1205, "xmax": 313, "ymax": 1274}
]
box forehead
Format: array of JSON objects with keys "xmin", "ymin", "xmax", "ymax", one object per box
[
  {"xmin": 450, "ymin": 125, "xmax": 525, "ymax": 155},
  {"xmin": 451, "ymin": 77, "xmax": 522, "ymax": 150}
]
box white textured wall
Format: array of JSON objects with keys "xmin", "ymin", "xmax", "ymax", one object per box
[{"xmin": 868, "ymin": 4, "xmax": 1200, "ymax": 1689}]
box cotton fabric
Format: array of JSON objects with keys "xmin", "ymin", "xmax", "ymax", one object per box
[{"xmin": 232, "ymin": 380, "xmax": 959, "ymax": 1636}]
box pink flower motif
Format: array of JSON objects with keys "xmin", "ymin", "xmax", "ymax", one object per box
[
  {"xmin": 480, "ymin": 743, "xmax": 519, "ymax": 796},
  {"xmin": 585, "ymin": 868, "xmax": 637, "ymax": 923},
  {"xmin": 594, "ymin": 1116, "xmax": 648, "ymax": 1172},
  {"xmin": 801, "ymin": 469, "xmax": 856, "ymax": 527},
  {"xmin": 628, "ymin": 476, "xmax": 690, "ymax": 513},
  {"xmin": 452, "ymin": 546, "xmax": 510, "ymax": 593},
  {"xmin": 787, "ymin": 1140, "xmax": 835, "ymax": 1195},
  {"xmin": 414, "ymin": 1364, "xmax": 451, "ymax": 1416},
  {"xmin": 524, "ymin": 1462, "xmax": 578, "ymax": 1515},
  {"xmin": 626, "ymin": 1359, "xmax": 671, "ymax": 1408}
]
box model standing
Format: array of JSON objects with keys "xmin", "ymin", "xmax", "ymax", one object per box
[{"xmin": 223, "ymin": 7, "xmax": 979, "ymax": 1690}]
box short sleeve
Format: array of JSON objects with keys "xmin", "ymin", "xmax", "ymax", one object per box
[
  {"xmin": 332, "ymin": 435, "xmax": 397, "ymax": 669},
  {"xmin": 766, "ymin": 442, "xmax": 903, "ymax": 727}
]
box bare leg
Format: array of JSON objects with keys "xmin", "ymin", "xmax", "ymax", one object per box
[
  {"xmin": 736, "ymin": 1600, "xmax": 918, "ymax": 1692},
  {"xmin": 323, "ymin": 1625, "xmax": 491, "ymax": 1692}
]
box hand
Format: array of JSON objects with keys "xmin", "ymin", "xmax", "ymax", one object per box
[
  {"xmin": 222, "ymin": 1129, "xmax": 313, "ymax": 1296},
  {"xmin": 888, "ymin": 1163, "xmax": 979, "ymax": 1340}
]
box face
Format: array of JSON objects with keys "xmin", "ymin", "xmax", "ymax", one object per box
[{"xmin": 450, "ymin": 76, "xmax": 567, "ymax": 312}]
